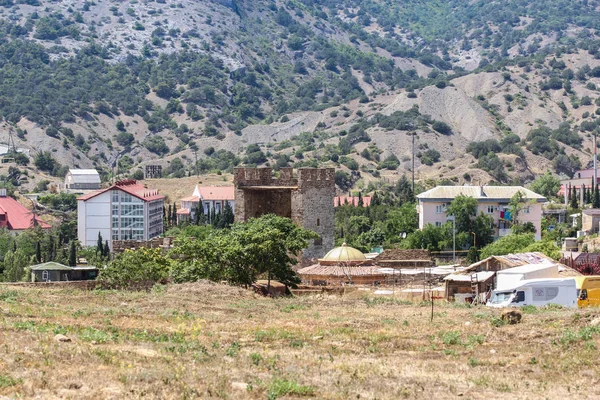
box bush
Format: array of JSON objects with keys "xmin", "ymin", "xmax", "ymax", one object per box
[
  {"xmin": 432, "ymin": 121, "xmax": 452, "ymax": 135},
  {"xmin": 143, "ymin": 136, "xmax": 169, "ymax": 155},
  {"xmin": 98, "ymin": 248, "xmax": 170, "ymax": 290}
]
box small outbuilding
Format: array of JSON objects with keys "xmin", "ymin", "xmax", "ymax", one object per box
[
  {"xmin": 30, "ymin": 262, "xmax": 99, "ymax": 282},
  {"xmin": 64, "ymin": 169, "xmax": 101, "ymax": 191},
  {"xmin": 298, "ymin": 243, "xmax": 389, "ymax": 286},
  {"xmin": 30, "ymin": 262, "xmax": 73, "ymax": 282}
]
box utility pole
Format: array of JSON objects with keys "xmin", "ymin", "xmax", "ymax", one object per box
[
  {"xmin": 412, "ymin": 132, "xmax": 415, "ymax": 194},
  {"xmin": 595, "ymin": 133, "xmax": 597, "ymax": 191}
]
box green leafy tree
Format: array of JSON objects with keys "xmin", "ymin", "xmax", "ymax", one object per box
[
  {"xmin": 480, "ymin": 233, "xmax": 536, "ymax": 259},
  {"xmin": 98, "ymin": 248, "xmax": 170, "ymax": 289},
  {"xmin": 529, "ymin": 172, "xmax": 560, "ymax": 200}
]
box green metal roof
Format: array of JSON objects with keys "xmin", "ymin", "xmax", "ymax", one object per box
[{"xmin": 29, "ymin": 262, "xmax": 73, "ymax": 271}]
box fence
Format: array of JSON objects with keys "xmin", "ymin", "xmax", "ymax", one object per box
[{"xmin": 561, "ymin": 254, "xmax": 600, "ymax": 275}]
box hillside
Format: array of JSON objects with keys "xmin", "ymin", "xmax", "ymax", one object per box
[
  {"xmin": 1, "ymin": 284, "xmax": 599, "ymax": 399},
  {"xmin": 2, "ymin": 0, "xmax": 600, "ymax": 192}
]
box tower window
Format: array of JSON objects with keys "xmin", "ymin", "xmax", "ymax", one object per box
[{"xmin": 317, "ymin": 218, "xmax": 320, "ymax": 226}]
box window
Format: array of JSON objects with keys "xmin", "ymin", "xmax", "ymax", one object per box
[
  {"xmin": 435, "ymin": 204, "xmax": 446, "ymax": 213},
  {"xmin": 317, "ymin": 218, "xmax": 320, "ymax": 227},
  {"xmin": 314, "ymin": 236, "xmax": 322, "ymax": 246},
  {"xmin": 487, "ymin": 205, "xmax": 494, "ymax": 214},
  {"xmin": 514, "ymin": 291, "xmax": 525, "ymax": 303},
  {"xmin": 523, "ymin": 207, "xmax": 530, "ymax": 214},
  {"xmin": 435, "ymin": 222, "xmax": 442, "ymax": 227}
]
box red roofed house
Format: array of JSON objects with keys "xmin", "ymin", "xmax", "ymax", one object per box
[
  {"xmin": 77, "ymin": 180, "xmax": 165, "ymax": 248},
  {"xmin": 177, "ymin": 186, "xmax": 234, "ymax": 223},
  {"xmin": 0, "ymin": 189, "xmax": 51, "ymax": 232},
  {"xmin": 334, "ymin": 196, "xmax": 372, "ymax": 207}
]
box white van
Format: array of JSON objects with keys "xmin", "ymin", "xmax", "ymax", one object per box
[{"xmin": 486, "ymin": 278, "xmax": 578, "ymax": 308}]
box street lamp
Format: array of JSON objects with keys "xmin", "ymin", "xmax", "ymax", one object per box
[{"xmin": 447, "ymin": 215, "xmax": 456, "ymax": 264}]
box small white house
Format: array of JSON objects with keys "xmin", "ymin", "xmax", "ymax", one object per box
[
  {"xmin": 65, "ymin": 169, "xmax": 101, "ymax": 190},
  {"xmin": 77, "ymin": 180, "xmax": 165, "ymax": 248}
]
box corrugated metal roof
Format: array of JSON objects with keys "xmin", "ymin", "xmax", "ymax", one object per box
[
  {"xmin": 30, "ymin": 262, "xmax": 72, "ymax": 271},
  {"xmin": 0, "ymin": 196, "xmax": 51, "ymax": 230},
  {"xmin": 497, "ymin": 263, "xmax": 557, "ymax": 275},
  {"xmin": 68, "ymin": 169, "xmax": 101, "ymax": 184},
  {"xmin": 417, "ymin": 186, "xmax": 546, "ymax": 202},
  {"xmin": 466, "ymin": 252, "xmax": 554, "ymax": 270},
  {"xmin": 444, "ymin": 271, "xmax": 495, "ymax": 282}
]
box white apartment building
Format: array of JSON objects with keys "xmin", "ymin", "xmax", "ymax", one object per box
[
  {"xmin": 416, "ymin": 186, "xmax": 546, "ymax": 240},
  {"xmin": 77, "ymin": 180, "xmax": 165, "ymax": 247}
]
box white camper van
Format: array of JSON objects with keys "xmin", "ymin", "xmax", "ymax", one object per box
[{"xmin": 487, "ymin": 278, "xmax": 578, "ymax": 308}]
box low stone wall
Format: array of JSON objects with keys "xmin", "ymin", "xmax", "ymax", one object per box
[
  {"xmin": 112, "ymin": 236, "xmax": 177, "ymax": 253},
  {"xmin": 0, "ymin": 281, "xmax": 98, "ymax": 290}
]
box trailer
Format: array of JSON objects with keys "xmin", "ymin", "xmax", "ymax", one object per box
[
  {"xmin": 495, "ymin": 263, "xmax": 559, "ymax": 290},
  {"xmin": 487, "ymin": 278, "xmax": 578, "ymax": 308}
]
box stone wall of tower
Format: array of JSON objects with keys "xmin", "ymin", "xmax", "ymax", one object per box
[
  {"xmin": 233, "ymin": 167, "xmax": 335, "ymax": 260},
  {"xmin": 295, "ymin": 168, "xmax": 335, "ymax": 260}
]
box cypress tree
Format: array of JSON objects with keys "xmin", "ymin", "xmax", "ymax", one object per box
[
  {"xmin": 222, "ymin": 201, "xmax": 234, "ymax": 227},
  {"xmin": 167, "ymin": 204, "xmax": 172, "ymax": 226},
  {"xmin": 571, "ymin": 185, "xmax": 578, "ymax": 209},
  {"xmin": 97, "ymin": 232, "xmax": 103, "ymax": 254},
  {"xmin": 210, "ymin": 207, "xmax": 216, "ymax": 226},
  {"xmin": 594, "ymin": 185, "xmax": 600, "ymax": 208},
  {"xmin": 358, "ymin": 192, "xmax": 364, "ymax": 207},
  {"xmin": 194, "ymin": 204, "xmax": 202, "ymax": 225},
  {"xmin": 172, "ymin": 202, "xmax": 177, "ymax": 226},
  {"xmin": 104, "ymin": 240, "xmax": 110, "ymax": 259},
  {"xmin": 35, "ymin": 241, "xmax": 41, "ymax": 263},
  {"xmin": 582, "ymin": 185, "xmax": 587, "ymax": 205},
  {"xmin": 47, "ymin": 235, "xmax": 55, "ymax": 262},
  {"xmin": 68, "ymin": 241, "xmax": 77, "ymax": 266}
]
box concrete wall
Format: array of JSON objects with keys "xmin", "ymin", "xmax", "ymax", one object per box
[{"xmin": 78, "ymin": 191, "xmax": 111, "ymax": 248}]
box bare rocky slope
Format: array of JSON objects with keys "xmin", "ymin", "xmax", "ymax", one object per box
[{"xmin": 1, "ymin": 0, "xmax": 600, "ymax": 192}]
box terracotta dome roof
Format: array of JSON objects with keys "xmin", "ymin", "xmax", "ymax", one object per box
[{"xmin": 319, "ymin": 243, "xmax": 367, "ymax": 264}]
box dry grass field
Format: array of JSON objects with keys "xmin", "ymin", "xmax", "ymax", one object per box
[{"xmin": 1, "ymin": 283, "xmax": 600, "ymax": 399}]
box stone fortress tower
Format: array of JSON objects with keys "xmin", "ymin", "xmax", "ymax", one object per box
[{"xmin": 233, "ymin": 167, "xmax": 335, "ymax": 260}]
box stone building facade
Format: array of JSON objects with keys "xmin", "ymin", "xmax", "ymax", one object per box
[{"xmin": 234, "ymin": 167, "xmax": 335, "ymax": 260}]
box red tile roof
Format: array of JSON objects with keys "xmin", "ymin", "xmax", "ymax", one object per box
[
  {"xmin": 334, "ymin": 196, "xmax": 372, "ymax": 207},
  {"xmin": 0, "ymin": 196, "xmax": 51, "ymax": 230},
  {"xmin": 195, "ymin": 186, "xmax": 235, "ymax": 201},
  {"xmin": 176, "ymin": 208, "xmax": 191, "ymax": 215},
  {"xmin": 77, "ymin": 180, "xmax": 165, "ymax": 202}
]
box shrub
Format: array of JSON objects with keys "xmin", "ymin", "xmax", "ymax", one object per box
[
  {"xmin": 432, "ymin": 121, "xmax": 452, "ymax": 135},
  {"xmin": 98, "ymin": 248, "xmax": 170, "ymax": 290}
]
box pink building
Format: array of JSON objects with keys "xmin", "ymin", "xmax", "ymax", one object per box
[
  {"xmin": 416, "ymin": 186, "xmax": 546, "ymax": 240},
  {"xmin": 334, "ymin": 196, "xmax": 372, "ymax": 207},
  {"xmin": 177, "ymin": 186, "xmax": 234, "ymax": 222}
]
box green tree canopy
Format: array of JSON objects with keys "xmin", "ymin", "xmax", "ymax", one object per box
[{"xmin": 529, "ymin": 172, "xmax": 560, "ymax": 200}]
